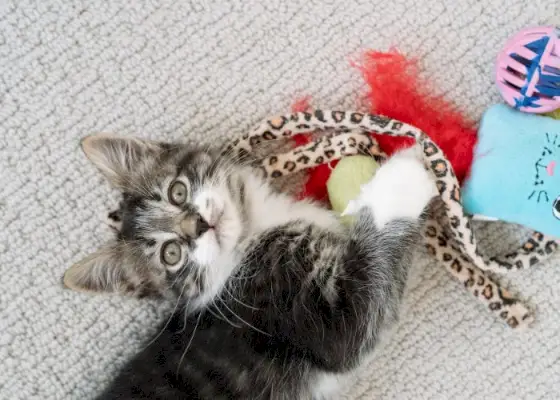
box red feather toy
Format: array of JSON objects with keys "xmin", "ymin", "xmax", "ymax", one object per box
[{"xmin": 295, "ymin": 49, "xmax": 478, "ymax": 204}]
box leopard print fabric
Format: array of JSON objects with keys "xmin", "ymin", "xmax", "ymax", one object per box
[{"xmin": 222, "ymin": 110, "xmax": 559, "ymax": 329}]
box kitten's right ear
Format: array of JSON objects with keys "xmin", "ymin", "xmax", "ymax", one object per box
[
  {"xmin": 63, "ymin": 242, "xmax": 155, "ymax": 297},
  {"xmin": 81, "ymin": 134, "xmax": 161, "ymax": 189}
]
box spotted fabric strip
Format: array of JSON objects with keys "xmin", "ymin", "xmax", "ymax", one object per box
[{"xmin": 224, "ymin": 110, "xmax": 559, "ymax": 329}]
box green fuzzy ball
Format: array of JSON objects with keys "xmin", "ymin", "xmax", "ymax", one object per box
[{"xmin": 327, "ymin": 155, "xmax": 379, "ymax": 225}]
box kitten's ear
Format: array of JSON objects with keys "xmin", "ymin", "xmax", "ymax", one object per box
[
  {"xmin": 81, "ymin": 134, "xmax": 161, "ymax": 189},
  {"xmin": 63, "ymin": 242, "xmax": 157, "ymax": 297}
]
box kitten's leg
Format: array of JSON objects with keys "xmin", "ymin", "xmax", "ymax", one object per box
[
  {"xmin": 343, "ymin": 145, "xmax": 437, "ymax": 227},
  {"xmin": 239, "ymin": 147, "xmax": 436, "ymax": 379},
  {"xmin": 290, "ymin": 146, "xmax": 436, "ymax": 371},
  {"xmin": 343, "ymin": 146, "xmax": 438, "ymax": 349}
]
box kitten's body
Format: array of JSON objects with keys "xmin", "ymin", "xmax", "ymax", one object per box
[{"xmin": 65, "ymin": 136, "xmax": 435, "ymax": 399}]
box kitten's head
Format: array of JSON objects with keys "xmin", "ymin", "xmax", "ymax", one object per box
[{"xmin": 64, "ymin": 135, "xmax": 250, "ymax": 308}]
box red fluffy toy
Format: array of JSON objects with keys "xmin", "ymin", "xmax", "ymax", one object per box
[{"xmin": 294, "ymin": 49, "xmax": 478, "ymax": 204}]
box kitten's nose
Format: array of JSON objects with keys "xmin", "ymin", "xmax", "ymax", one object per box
[
  {"xmin": 195, "ymin": 216, "xmax": 210, "ymax": 237},
  {"xmin": 179, "ymin": 214, "xmax": 210, "ymax": 239}
]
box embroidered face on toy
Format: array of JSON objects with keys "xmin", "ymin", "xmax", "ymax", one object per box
[
  {"xmin": 462, "ymin": 105, "xmax": 560, "ymax": 237},
  {"xmin": 528, "ymin": 132, "xmax": 560, "ymax": 218}
]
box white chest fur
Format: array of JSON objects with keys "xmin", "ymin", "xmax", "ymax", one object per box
[{"xmin": 243, "ymin": 173, "xmax": 341, "ymax": 234}]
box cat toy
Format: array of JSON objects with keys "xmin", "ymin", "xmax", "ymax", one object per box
[
  {"xmin": 292, "ymin": 50, "xmax": 478, "ymax": 205},
  {"xmin": 463, "ymin": 104, "xmax": 560, "ymax": 238},
  {"xmin": 223, "ymin": 110, "xmax": 559, "ymax": 330},
  {"xmin": 496, "ymin": 26, "xmax": 560, "ymax": 113}
]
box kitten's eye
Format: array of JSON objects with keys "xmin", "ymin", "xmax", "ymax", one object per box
[
  {"xmin": 169, "ymin": 181, "xmax": 188, "ymax": 205},
  {"xmin": 162, "ymin": 241, "xmax": 182, "ymax": 266},
  {"xmin": 553, "ymin": 196, "xmax": 560, "ymax": 220}
]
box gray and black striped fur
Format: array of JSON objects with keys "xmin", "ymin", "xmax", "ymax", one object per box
[{"xmin": 64, "ymin": 135, "xmax": 434, "ymax": 399}]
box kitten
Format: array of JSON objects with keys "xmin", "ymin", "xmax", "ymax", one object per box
[{"xmin": 64, "ymin": 134, "xmax": 436, "ymax": 399}]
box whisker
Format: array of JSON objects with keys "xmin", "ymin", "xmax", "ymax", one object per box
[
  {"xmin": 211, "ymin": 299, "xmax": 242, "ymax": 328},
  {"xmin": 176, "ymin": 311, "xmax": 202, "ymax": 376},
  {"xmin": 223, "ymin": 285, "xmax": 260, "ymax": 311},
  {"xmin": 140, "ymin": 274, "xmax": 189, "ymax": 351},
  {"xmin": 216, "ymin": 295, "xmax": 270, "ymax": 336},
  {"xmin": 177, "ymin": 295, "xmax": 192, "ymax": 334}
]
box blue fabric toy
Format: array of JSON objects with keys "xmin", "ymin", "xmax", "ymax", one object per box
[{"xmin": 463, "ymin": 104, "xmax": 560, "ymax": 238}]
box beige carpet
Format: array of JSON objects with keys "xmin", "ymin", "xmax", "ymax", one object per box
[{"xmin": 1, "ymin": 0, "xmax": 560, "ymax": 398}]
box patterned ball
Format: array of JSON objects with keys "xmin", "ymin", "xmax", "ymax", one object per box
[{"xmin": 496, "ymin": 26, "xmax": 560, "ymax": 113}]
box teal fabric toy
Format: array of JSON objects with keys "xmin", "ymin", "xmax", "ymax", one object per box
[{"xmin": 463, "ymin": 104, "xmax": 560, "ymax": 237}]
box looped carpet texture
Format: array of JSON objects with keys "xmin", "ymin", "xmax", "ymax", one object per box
[{"xmin": 1, "ymin": 1, "xmax": 560, "ymax": 398}]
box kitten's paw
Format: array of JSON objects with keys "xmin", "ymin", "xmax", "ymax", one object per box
[
  {"xmin": 343, "ymin": 146, "xmax": 437, "ymax": 227},
  {"xmin": 392, "ymin": 143, "xmax": 424, "ymax": 161}
]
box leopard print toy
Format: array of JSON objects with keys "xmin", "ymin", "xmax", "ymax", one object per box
[{"xmin": 221, "ymin": 110, "xmax": 559, "ymax": 329}]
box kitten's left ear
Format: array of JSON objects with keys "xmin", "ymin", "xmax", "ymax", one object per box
[{"xmin": 81, "ymin": 134, "xmax": 162, "ymax": 190}]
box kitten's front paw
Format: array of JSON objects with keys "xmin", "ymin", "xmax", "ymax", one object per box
[{"xmin": 343, "ymin": 146, "xmax": 437, "ymax": 228}]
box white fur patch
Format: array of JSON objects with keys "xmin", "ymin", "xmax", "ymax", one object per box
[
  {"xmin": 343, "ymin": 146, "xmax": 437, "ymax": 228},
  {"xmin": 191, "ymin": 230, "xmax": 221, "ymax": 266},
  {"xmin": 188, "ymin": 183, "xmax": 244, "ymax": 309},
  {"xmin": 242, "ymin": 172, "xmax": 340, "ymax": 234},
  {"xmin": 192, "ymin": 185, "xmax": 242, "ymax": 265},
  {"xmin": 310, "ymin": 371, "xmax": 349, "ymax": 399}
]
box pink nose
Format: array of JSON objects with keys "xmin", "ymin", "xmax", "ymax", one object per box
[{"xmin": 547, "ymin": 160, "xmax": 556, "ymax": 177}]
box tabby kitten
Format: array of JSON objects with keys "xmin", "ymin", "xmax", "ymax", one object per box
[{"xmin": 64, "ymin": 134, "xmax": 436, "ymax": 399}]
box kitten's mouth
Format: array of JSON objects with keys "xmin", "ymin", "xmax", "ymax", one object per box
[
  {"xmin": 205, "ymin": 209, "xmax": 224, "ymax": 243},
  {"xmin": 208, "ymin": 207, "xmax": 224, "ymax": 228}
]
